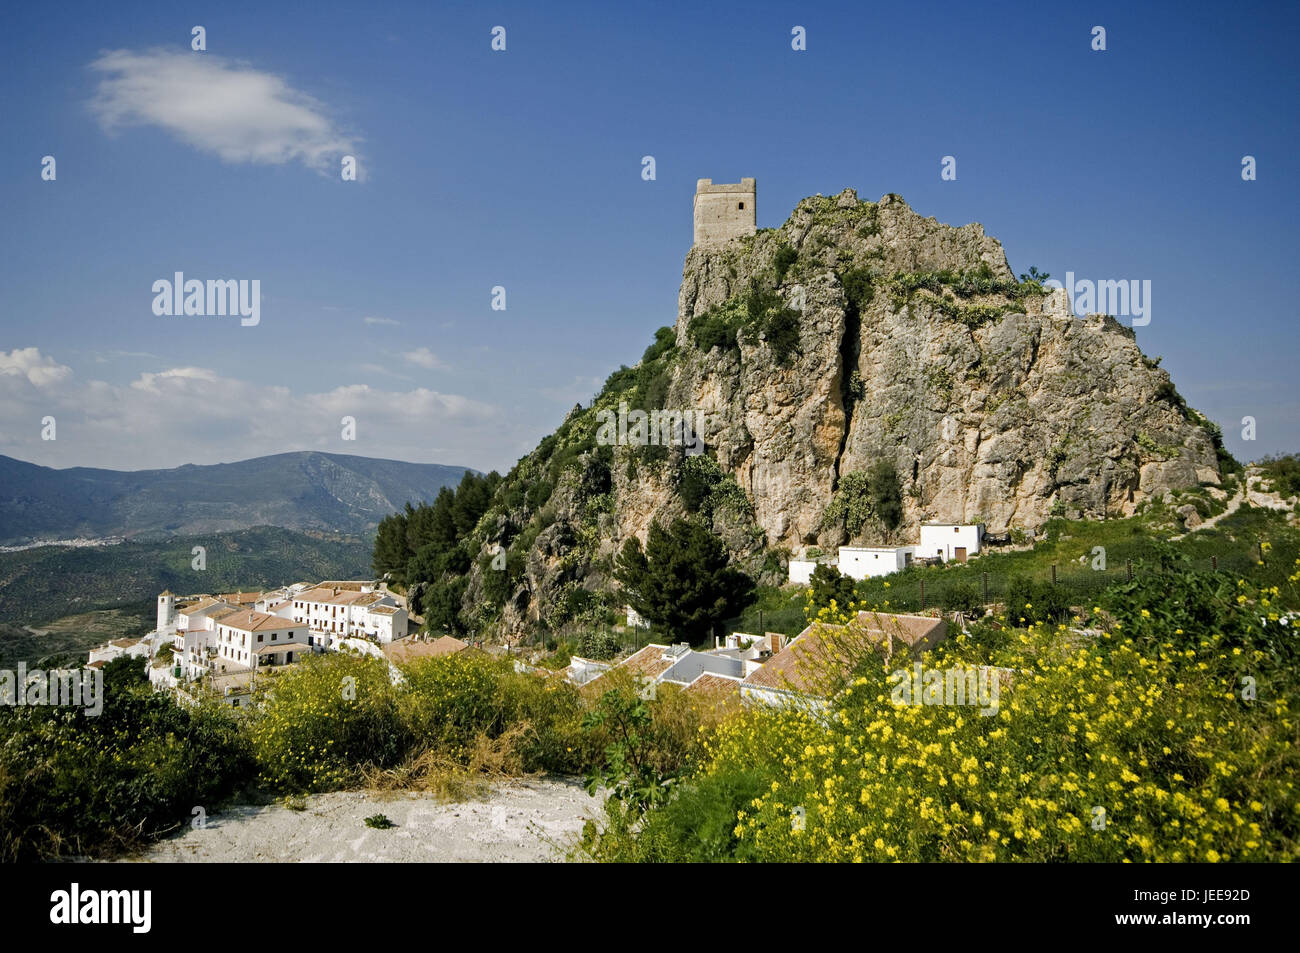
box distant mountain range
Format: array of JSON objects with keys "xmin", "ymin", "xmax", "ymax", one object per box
[{"xmin": 0, "ymin": 452, "xmax": 474, "ymax": 546}]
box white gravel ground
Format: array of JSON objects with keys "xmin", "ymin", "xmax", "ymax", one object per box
[{"xmin": 121, "ymin": 777, "xmax": 601, "ymax": 863}]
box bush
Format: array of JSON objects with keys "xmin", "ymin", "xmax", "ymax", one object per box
[
  {"xmin": 690, "ymin": 576, "xmax": 1300, "ymax": 861},
  {"xmin": 809, "ymin": 563, "xmax": 855, "ymax": 611},
  {"xmin": 763, "ymin": 306, "xmax": 802, "ymax": 365},
  {"xmin": 0, "ymin": 680, "xmax": 254, "ymax": 860},
  {"xmin": 249, "ymin": 654, "xmax": 407, "ymax": 792},
  {"xmin": 688, "ymin": 299, "xmax": 748, "ymax": 353},
  {"xmin": 578, "ymin": 630, "xmax": 620, "ymax": 661},
  {"xmin": 773, "ymin": 245, "xmax": 798, "ymax": 285},
  {"xmin": 823, "ymin": 460, "xmax": 903, "ymax": 536},
  {"xmin": 943, "ymin": 581, "xmax": 984, "ymax": 614},
  {"xmin": 1003, "ymin": 576, "xmax": 1072, "ymax": 626}
]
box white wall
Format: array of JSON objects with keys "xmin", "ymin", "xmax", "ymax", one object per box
[
  {"xmin": 918, "ymin": 525, "xmax": 983, "ymax": 562},
  {"xmin": 838, "ymin": 547, "xmax": 915, "ymax": 580},
  {"xmin": 789, "ymin": 559, "xmax": 818, "ymax": 585}
]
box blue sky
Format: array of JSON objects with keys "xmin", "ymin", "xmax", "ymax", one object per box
[{"xmin": 1, "ymin": 0, "xmax": 1296, "ymax": 474}]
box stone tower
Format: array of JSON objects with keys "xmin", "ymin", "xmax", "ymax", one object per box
[
  {"xmin": 157, "ymin": 589, "xmax": 176, "ymax": 636},
  {"xmin": 693, "ymin": 178, "xmax": 756, "ymax": 245}
]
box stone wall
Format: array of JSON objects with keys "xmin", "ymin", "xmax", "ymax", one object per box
[{"xmin": 693, "ymin": 177, "xmax": 756, "ymax": 245}]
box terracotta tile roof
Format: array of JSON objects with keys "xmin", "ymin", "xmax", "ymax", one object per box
[
  {"xmin": 685, "ymin": 672, "xmax": 742, "ymax": 701},
  {"xmin": 219, "ymin": 609, "xmax": 305, "ymax": 633},
  {"xmin": 854, "ymin": 611, "xmax": 947, "ymax": 648},
  {"xmin": 578, "ymin": 644, "xmax": 677, "ymax": 699},
  {"xmin": 180, "ymin": 597, "xmax": 226, "ymax": 615},
  {"xmin": 384, "ymin": 635, "xmax": 467, "ymax": 663},
  {"xmin": 297, "ymin": 586, "xmax": 384, "ymax": 607},
  {"xmin": 742, "ymin": 613, "xmax": 947, "ymax": 698},
  {"xmin": 110, "ymin": 637, "xmax": 141, "ymax": 648},
  {"xmin": 619, "ymin": 644, "xmax": 676, "ymax": 680},
  {"xmin": 369, "ymin": 605, "xmax": 399, "ymax": 615},
  {"xmin": 219, "ymin": 591, "xmax": 262, "ymax": 604},
  {"xmin": 254, "ymin": 641, "xmax": 307, "ymax": 654}
]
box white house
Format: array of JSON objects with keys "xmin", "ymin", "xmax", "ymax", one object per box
[
  {"xmin": 289, "ymin": 583, "xmax": 408, "ymax": 646},
  {"xmin": 213, "ymin": 609, "xmax": 311, "ymax": 671},
  {"xmin": 918, "ymin": 524, "xmax": 984, "ymax": 563},
  {"xmin": 87, "ymin": 637, "xmax": 150, "ymax": 667},
  {"xmin": 838, "ymin": 546, "xmax": 916, "ymax": 580}
]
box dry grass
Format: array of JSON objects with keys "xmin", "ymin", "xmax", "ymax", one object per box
[{"xmin": 361, "ymin": 722, "xmax": 534, "ymax": 801}]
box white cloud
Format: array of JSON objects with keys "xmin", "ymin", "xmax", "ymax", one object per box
[
  {"xmin": 0, "ymin": 348, "xmax": 73, "ymax": 388},
  {"xmin": 89, "ymin": 49, "xmax": 358, "ymax": 174},
  {"xmin": 404, "ymin": 347, "xmax": 444, "ymax": 369},
  {"xmin": 363, "ymin": 316, "xmax": 400, "ymax": 327},
  {"xmin": 0, "ymin": 350, "xmax": 521, "ymax": 471}
]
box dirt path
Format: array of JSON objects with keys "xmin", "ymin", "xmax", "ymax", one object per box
[
  {"xmin": 119, "ymin": 777, "xmax": 600, "ymax": 863},
  {"xmin": 1170, "ymin": 478, "xmax": 1246, "ymax": 541},
  {"xmin": 1169, "ymin": 469, "xmax": 1295, "ymax": 542}
]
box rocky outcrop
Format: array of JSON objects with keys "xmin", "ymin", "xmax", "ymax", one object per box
[
  {"xmin": 464, "ymin": 188, "xmax": 1223, "ymax": 637},
  {"xmin": 615, "ymin": 189, "xmax": 1219, "ymax": 549}
]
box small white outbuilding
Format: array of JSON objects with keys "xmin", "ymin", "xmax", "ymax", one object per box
[
  {"xmin": 918, "ymin": 524, "xmax": 984, "ymax": 563},
  {"xmin": 838, "ymin": 546, "xmax": 916, "ymax": 580}
]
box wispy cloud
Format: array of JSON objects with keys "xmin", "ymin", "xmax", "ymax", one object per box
[
  {"xmin": 89, "ymin": 49, "xmax": 359, "ymax": 175},
  {"xmin": 363, "ymin": 316, "xmax": 400, "ymax": 327},
  {"xmin": 404, "ymin": 347, "xmax": 444, "ymax": 370}
]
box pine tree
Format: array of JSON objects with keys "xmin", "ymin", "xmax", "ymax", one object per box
[{"xmin": 615, "ymin": 519, "xmax": 755, "ymax": 643}]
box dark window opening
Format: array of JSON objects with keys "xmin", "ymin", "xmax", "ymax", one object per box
[{"xmin": 738, "ymin": 202, "xmax": 745, "ymax": 209}]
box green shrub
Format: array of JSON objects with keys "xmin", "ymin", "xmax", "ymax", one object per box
[
  {"xmin": 250, "ymin": 654, "xmax": 407, "ymax": 792},
  {"xmin": 773, "ymin": 245, "xmax": 798, "ymax": 285},
  {"xmin": 578, "ymin": 629, "xmax": 620, "ymax": 661},
  {"xmin": 0, "ymin": 678, "xmax": 254, "ymax": 860},
  {"xmin": 943, "ymin": 581, "xmax": 984, "ymax": 614},
  {"xmin": 1003, "ymin": 576, "xmax": 1072, "ymax": 625}
]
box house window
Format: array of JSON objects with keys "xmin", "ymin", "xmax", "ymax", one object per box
[
  {"xmin": 954, "ymin": 527, "xmax": 959, "ymax": 533},
  {"xmin": 271, "ymin": 632, "xmax": 278, "ymax": 641},
  {"xmin": 738, "ymin": 202, "xmax": 745, "ymax": 209},
  {"xmin": 257, "ymin": 634, "xmax": 263, "ymax": 642}
]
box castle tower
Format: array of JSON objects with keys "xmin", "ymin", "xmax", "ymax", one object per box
[
  {"xmin": 157, "ymin": 590, "xmax": 176, "ymax": 636},
  {"xmin": 693, "ymin": 178, "xmax": 756, "ymax": 245}
]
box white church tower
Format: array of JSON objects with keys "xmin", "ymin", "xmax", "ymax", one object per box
[{"xmin": 157, "ymin": 590, "xmax": 177, "ymax": 637}]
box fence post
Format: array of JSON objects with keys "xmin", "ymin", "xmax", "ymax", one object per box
[
  {"xmin": 1051, "ymin": 565, "xmax": 1057, "ymax": 585},
  {"xmin": 1212, "ymin": 555, "xmax": 1218, "ymax": 571},
  {"xmin": 920, "ymin": 579, "xmax": 926, "ymax": 609},
  {"xmin": 982, "ymin": 571, "xmax": 989, "ymax": 605},
  {"xmin": 1126, "ymin": 559, "xmax": 1133, "ymax": 582}
]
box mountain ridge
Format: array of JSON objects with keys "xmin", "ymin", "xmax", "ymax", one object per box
[{"xmin": 0, "ymin": 451, "xmax": 474, "ymax": 545}]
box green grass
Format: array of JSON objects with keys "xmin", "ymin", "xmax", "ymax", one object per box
[{"xmin": 753, "ymin": 502, "xmax": 1299, "ymax": 623}]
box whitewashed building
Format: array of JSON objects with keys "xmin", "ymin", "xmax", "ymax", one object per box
[
  {"xmin": 838, "ymin": 546, "xmax": 917, "ymax": 580},
  {"xmin": 919, "ymin": 524, "xmax": 984, "ymax": 563},
  {"xmin": 289, "ymin": 582, "xmax": 408, "ymax": 645}
]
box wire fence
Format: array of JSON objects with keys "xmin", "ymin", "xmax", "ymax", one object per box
[{"xmin": 848, "ymin": 550, "xmax": 1269, "ymax": 615}]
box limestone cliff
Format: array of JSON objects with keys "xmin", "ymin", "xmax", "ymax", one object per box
[{"xmin": 458, "ymin": 189, "xmax": 1224, "ymax": 635}]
